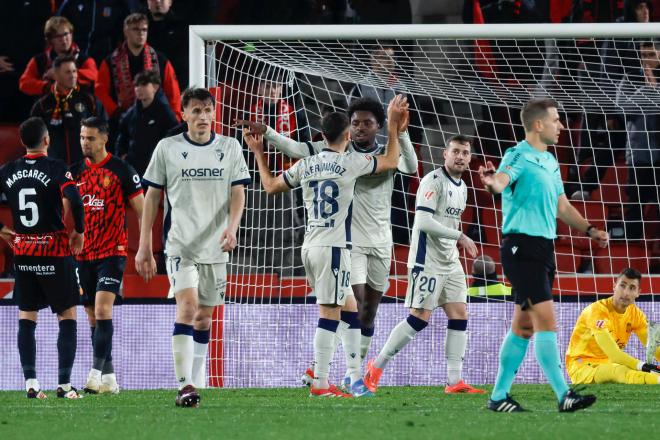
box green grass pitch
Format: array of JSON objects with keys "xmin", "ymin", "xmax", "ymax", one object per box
[{"xmin": 1, "ymin": 385, "xmax": 657, "ymax": 439}]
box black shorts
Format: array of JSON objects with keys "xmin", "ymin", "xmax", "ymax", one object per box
[
  {"xmin": 78, "ymin": 256, "xmax": 126, "ymax": 306},
  {"xmin": 14, "ymin": 255, "xmax": 80, "ymax": 314},
  {"xmin": 500, "ymin": 234, "xmax": 556, "ymax": 310}
]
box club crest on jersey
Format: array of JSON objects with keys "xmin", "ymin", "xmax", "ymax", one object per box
[
  {"xmin": 595, "ymin": 319, "xmax": 607, "ymax": 329},
  {"xmin": 215, "ymin": 150, "xmax": 224, "ymax": 162},
  {"xmin": 74, "ymin": 102, "xmax": 86, "ymax": 113},
  {"xmin": 102, "ymin": 176, "xmax": 111, "ymax": 188},
  {"xmin": 424, "ymin": 191, "xmax": 434, "ymax": 200}
]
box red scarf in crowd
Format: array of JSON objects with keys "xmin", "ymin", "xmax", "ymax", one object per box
[
  {"xmin": 251, "ymin": 98, "xmax": 297, "ymax": 170},
  {"xmin": 110, "ymin": 42, "xmax": 159, "ymax": 110},
  {"xmin": 50, "ymin": 84, "xmax": 79, "ymax": 123}
]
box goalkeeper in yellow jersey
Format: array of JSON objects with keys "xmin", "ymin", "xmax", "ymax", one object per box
[{"xmin": 566, "ymin": 267, "xmax": 660, "ymax": 385}]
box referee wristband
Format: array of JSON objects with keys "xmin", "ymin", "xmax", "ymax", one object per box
[{"xmin": 585, "ymin": 225, "xmax": 595, "ymax": 236}]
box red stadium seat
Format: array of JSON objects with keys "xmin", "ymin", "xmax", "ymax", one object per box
[
  {"xmin": 390, "ymin": 244, "xmax": 409, "ymax": 275},
  {"xmin": 594, "ymin": 243, "xmax": 650, "ymax": 274},
  {"xmin": 0, "ymin": 124, "xmax": 24, "ymax": 166},
  {"xmin": 554, "ymin": 244, "xmax": 585, "ymax": 274},
  {"xmin": 592, "ymin": 162, "xmax": 629, "ymax": 204}
]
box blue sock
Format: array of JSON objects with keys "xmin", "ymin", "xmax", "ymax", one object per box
[
  {"xmin": 534, "ymin": 331, "xmax": 569, "ymax": 402},
  {"xmin": 491, "ymin": 330, "xmax": 529, "ymax": 401}
]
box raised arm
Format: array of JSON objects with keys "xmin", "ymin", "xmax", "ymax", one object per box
[
  {"xmin": 478, "ymin": 161, "xmax": 510, "ymax": 194},
  {"xmin": 374, "ymin": 95, "xmax": 408, "ymax": 173},
  {"xmin": 397, "ymin": 128, "xmax": 418, "ymax": 175},
  {"xmin": 243, "ymin": 129, "xmax": 292, "ymax": 195},
  {"xmin": 235, "ymin": 119, "xmax": 316, "ymax": 159}
]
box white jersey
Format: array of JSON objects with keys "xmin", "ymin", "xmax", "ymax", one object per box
[
  {"xmin": 408, "ymin": 167, "xmax": 467, "ymax": 274},
  {"xmin": 265, "ymin": 127, "xmax": 417, "ymax": 249},
  {"xmin": 284, "ymin": 148, "xmax": 378, "ymax": 249},
  {"xmin": 305, "ymin": 140, "xmax": 395, "ymax": 248},
  {"xmin": 143, "ymin": 132, "xmax": 251, "ymax": 263}
]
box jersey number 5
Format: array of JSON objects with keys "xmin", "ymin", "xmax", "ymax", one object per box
[
  {"xmin": 310, "ymin": 180, "xmax": 339, "ymax": 219},
  {"xmin": 19, "ymin": 188, "xmax": 39, "ymax": 227}
]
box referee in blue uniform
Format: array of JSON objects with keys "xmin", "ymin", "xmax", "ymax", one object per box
[{"xmin": 479, "ymin": 98, "xmax": 609, "ymax": 413}]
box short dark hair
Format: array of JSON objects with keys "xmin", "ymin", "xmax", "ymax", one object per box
[
  {"xmin": 446, "ymin": 134, "xmax": 472, "ymax": 148},
  {"xmin": 181, "ymin": 88, "xmax": 215, "ymax": 110},
  {"xmin": 618, "ymin": 267, "xmax": 642, "ymax": 282},
  {"xmin": 322, "ymin": 112, "xmax": 350, "ymax": 144},
  {"xmin": 134, "ymin": 70, "xmax": 161, "ymax": 86},
  {"xmin": 520, "ymin": 98, "xmax": 559, "ymax": 131},
  {"xmin": 19, "ymin": 117, "xmax": 48, "ymax": 150},
  {"xmin": 81, "ymin": 117, "xmax": 109, "ymax": 135},
  {"xmin": 53, "ymin": 54, "xmax": 77, "ymax": 69},
  {"xmin": 124, "ymin": 12, "xmax": 148, "ymax": 27},
  {"xmin": 347, "ymin": 97, "xmax": 386, "ymax": 127}
]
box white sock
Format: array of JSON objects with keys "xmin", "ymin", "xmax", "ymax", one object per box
[
  {"xmin": 342, "ymin": 328, "xmax": 362, "ymax": 385},
  {"xmin": 172, "ymin": 334, "xmax": 194, "ymax": 390},
  {"xmin": 25, "ymin": 378, "xmax": 40, "ymax": 392},
  {"xmin": 446, "ymin": 329, "xmax": 468, "ymax": 386},
  {"xmin": 88, "ymin": 368, "xmax": 102, "ymax": 379},
  {"xmin": 192, "ymin": 342, "xmax": 208, "ymax": 388},
  {"xmin": 313, "ymin": 325, "xmax": 337, "ymax": 389},
  {"xmin": 374, "ymin": 319, "xmax": 421, "ymax": 369},
  {"xmin": 333, "ymin": 320, "xmax": 349, "ymax": 352},
  {"xmin": 58, "ymin": 383, "xmax": 72, "ymax": 391},
  {"xmin": 360, "ymin": 334, "xmax": 373, "ymax": 360},
  {"xmin": 101, "ymin": 373, "xmax": 117, "ymax": 385}
]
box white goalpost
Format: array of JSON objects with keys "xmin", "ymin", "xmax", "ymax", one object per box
[{"xmin": 188, "ymin": 23, "xmax": 660, "ymax": 388}]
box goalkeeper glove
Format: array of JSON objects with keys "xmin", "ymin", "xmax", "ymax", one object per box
[{"xmin": 640, "ymin": 363, "xmax": 660, "ymax": 373}]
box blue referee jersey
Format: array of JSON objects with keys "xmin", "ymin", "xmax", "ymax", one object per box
[{"xmin": 497, "ymin": 140, "xmax": 564, "ymax": 239}]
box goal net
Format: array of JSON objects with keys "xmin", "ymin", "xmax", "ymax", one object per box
[{"xmin": 191, "ymin": 23, "xmax": 660, "ymax": 388}]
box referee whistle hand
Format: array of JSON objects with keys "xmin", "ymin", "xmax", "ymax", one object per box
[
  {"xmin": 590, "ymin": 228, "xmax": 609, "ymax": 248},
  {"xmin": 69, "ymin": 231, "xmax": 84, "ymax": 256},
  {"xmin": 478, "ymin": 162, "xmax": 497, "ymax": 190}
]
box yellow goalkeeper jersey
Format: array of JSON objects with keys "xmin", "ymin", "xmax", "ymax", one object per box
[{"xmin": 566, "ymin": 297, "xmax": 648, "ymax": 365}]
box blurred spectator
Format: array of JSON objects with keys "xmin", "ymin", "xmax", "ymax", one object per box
[
  {"xmin": 19, "ymin": 17, "xmax": 98, "ymax": 97},
  {"xmin": 569, "ymin": 0, "xmax": 625, "ymax": 23},
  {"xmin": 57, "ymin": 0, "xmax": 133, "ymax": 64},
  {"xmin": 467, "ymin": 255, "xmax": 511, "ymax": 296},
  {"xmin": 116, "ymin": 70, "xmax": 177, "ymax": 176},
  {"xmin": 602, "ymin": 0, "xmax": 653, "ymax": 83},
  {"xmin": 348, "ymin": 43, "xmax": 417, "ymax": 245},
  {"xmin": 616, "ymin": 40, "xmax": 660, "ymax": 239},
  {"xmin": 96, "ymin": 12, "xmax": 181, "ymax": 121},
  {"xmin": 146, "ymin": 0, "xmax": 189, "ymax": 88},
  {"xmin": 30, "ymin": 55, "xmax": 107, "ymax": 165},
  {"xmin": 0, "ymin": 1, "xmax": 53, "ymax": 122},
  {"xmin": 237, "ymin": 0, "xmax": 315, "ymax": 24}
]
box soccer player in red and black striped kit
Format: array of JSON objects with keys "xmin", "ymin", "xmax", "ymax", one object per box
[
  {"xmin": 1, "ymin": 117, "xmax": 85, "ymax": 399},
  {"xmin": 70, "ymin": 117, "xmax": 144, "ymax": 394}
]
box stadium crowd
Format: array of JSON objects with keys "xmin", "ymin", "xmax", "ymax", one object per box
[{"xmin": 0, "ymin": 0, "xmax": 657, "ymax": 278}]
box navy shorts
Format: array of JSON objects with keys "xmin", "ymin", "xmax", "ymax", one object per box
[
  {"xmin": 500, "ymin": 234, "xmax": 556, "ymax": 310},
  {"xmin": 14, "ymin": 255, "xmax": 80, "ymax": 314},
  {"xmin": 78, "ymin": 256, "xmax": 126, "ymax": 306}
]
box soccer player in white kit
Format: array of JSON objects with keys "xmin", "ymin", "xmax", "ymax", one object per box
[
  {"xmin": 136, "ymin": 88, "xmax": 251, "ymax": 407},
  {"xmin": 236, "ymin": 97, "xmax": 417, "ymax": 387},
  {"xmin": 364, "ymin": 135, "xmax": 485, "ymax": 394},
  {"xmin": 244, "ymin": 96, "xmax": 408, "ymax": 397}
]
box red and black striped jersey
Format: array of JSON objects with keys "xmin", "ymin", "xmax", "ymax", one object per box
[
  {"xmin": 70, "ymin": 153, "xmax": 143, "ymax": 260},
  {"xmin": 0, "ymin": 153, "xmax": 76, "ymax": 257}
]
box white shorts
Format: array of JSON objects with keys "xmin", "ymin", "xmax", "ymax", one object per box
[
  {"xmin": 302, "ymin": 246, "xmax": 353, "ymax": 306},
  {"xmin": 351, "ymin": 245, "xmax": 391, "ymax": 292},
  {"xmin": 404, "ymin": 266, "xmax": 467, "ymax": 311},
  {"xmin": 166, "ymin": 256, "xmax": 227, "ymax": 307}
]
